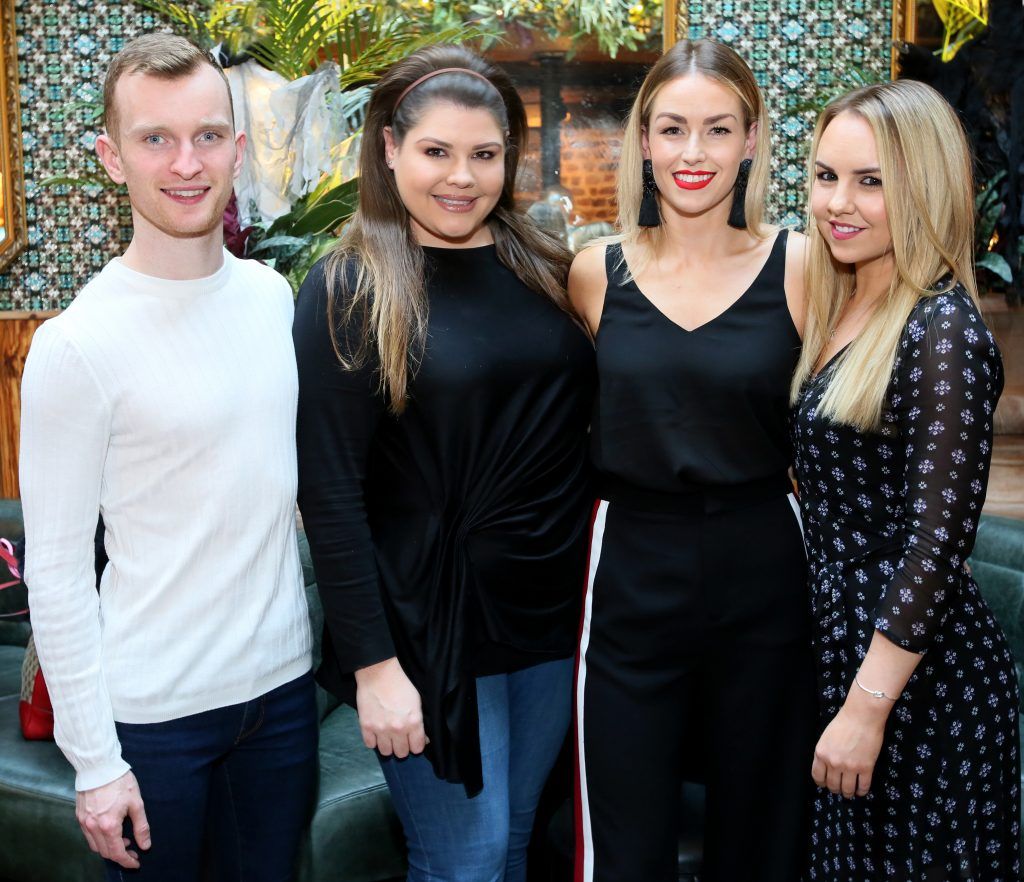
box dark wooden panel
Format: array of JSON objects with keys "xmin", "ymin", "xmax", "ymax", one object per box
[{"xmin": 0, "ymin": 313, "xmax": 55, "ymax": 498}]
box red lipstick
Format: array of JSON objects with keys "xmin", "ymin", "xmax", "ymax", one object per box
[{"xmin": 673, "ymin": 171, "xmax": 716, "ymax": 191}]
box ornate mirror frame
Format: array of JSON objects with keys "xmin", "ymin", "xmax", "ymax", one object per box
[
  {"xmin": 664, "ymin": 0, "xmax": 680, "ymax": 49},
  {"xmin": 892, "ymin": 0, "xmax": 915, "ymax": 77},
  {"xmin": 0, "ymin": 0, "xmax": 25, "ymax": 273},
  {"xmin": 891, "ymin": 0, "xmax": 945, "ymax": 77}
]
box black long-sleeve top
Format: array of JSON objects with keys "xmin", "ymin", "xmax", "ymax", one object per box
[{"xmin": 294, "ymin": 244, "xmax": 595, "ymax": 794}]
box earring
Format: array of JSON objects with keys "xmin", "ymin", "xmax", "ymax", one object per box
[
  {"xmin": 638, "ymin": 159, "xmax": 661, "ymax": 228},
  {"xmin": 728, "ymin": 158, "xmax": 753, "ymax": 229}
]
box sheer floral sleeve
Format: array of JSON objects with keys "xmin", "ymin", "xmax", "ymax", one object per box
[{"xmin": 871, "ymin": 287, "xmax": 1004, "ymax": 653}]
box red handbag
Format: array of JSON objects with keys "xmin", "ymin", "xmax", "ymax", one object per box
[
  {"xmin": 1, "ymin": 537, "xmax": 53, "ymax": 740},
  {"xmin": 19, "ymin": 634, "xmax": 54, "ymax": 740}
]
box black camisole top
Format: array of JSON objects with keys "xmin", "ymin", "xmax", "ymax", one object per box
[{"xmin": 591, "ymin": 229, "xmax": 800, "ymax": 495}]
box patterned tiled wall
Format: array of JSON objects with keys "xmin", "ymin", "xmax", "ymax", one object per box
[
  {"xmin": 0, "ymin": 0, "xmax": 172, "ymax": 310},
  {"xmin": 686, "ymin": 0, "xmax": 893, "ymax": 227},
  {"xmin": 0, "ymin": 0, "xmax": 893, "ymax": 309}
]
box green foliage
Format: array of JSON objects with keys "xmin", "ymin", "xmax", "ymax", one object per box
[
  {"xmin": 244, "ymin": 175, "xmax": 359, "ymax": 290},
  {"xmin": 37, "ymin": 173, "xmax": 115, "ymax": 189},
  {"xmin": 268, "ymin": 176, "xmax": 359, "ymax": 237},
  {"xmin": 975, "ymin": 171, "xmax": 1005, "ymax": 253},
  {"xmin": 790, "ymin": 66, "xmax": 887, "ymax": 116},
  {"xmin": 224, "ymin": 0, "xmax": 371, "ymax": 81},
  {"xmin": 977, "ymin": 250, "xmax": 1013, "ymax": 284},
  {"xmin": 66, "ymin": 99, "xmax": 105, "ymax": 127},
  {"xmin": 335, "ymin": 12, "xmax": 491, "ymax": 90},
  {"xmin": 133, "ymin": 0, "xmax": 489, "ymax": 84},
  {"xmin": 386, "ymin": 0, "xmax": 663, "ymax": 58},
  {"xmin": 975, "ymin": 171, "xmax": 1014, "ymax": 286}
]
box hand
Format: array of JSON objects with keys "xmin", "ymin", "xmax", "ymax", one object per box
[
  {"xmin": 354, "ymin": 657, "xmax": 427, "ymax": 759},
  {"xmin": 811, "ymin": 695, "xmax": 887, "ymax": 799},
  {"xmin": 76, "ymin": 771, "xmax": 150, "ymax": 869}
]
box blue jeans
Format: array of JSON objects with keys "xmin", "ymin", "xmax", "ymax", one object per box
[
  {"xmin": 379, "ymin": 657, "xmax": 574, "ymax": 882},
  {"xmin": 105, "ymin": 670, "xmax": 318, "ymax": 881}
]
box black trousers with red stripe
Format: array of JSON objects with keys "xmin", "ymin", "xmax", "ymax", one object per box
[{"xmin": 575, "ymin": 491, "xmax": 816, "ymax": 882}]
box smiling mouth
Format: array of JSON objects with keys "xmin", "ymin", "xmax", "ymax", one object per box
[
  {"xmin": 433, "ymin": 195, "xmax": 478, "ymax": 213},
  {"xmin": 673, "ymin": 171, "xmax": 715, "ymax": 190},
  {"xmin": 829, "ymin": 221, "xmax": 865, "ymax": 240},
  {"xmin": 163, "ymin": 187, "xmax": 210, "ymax": 204}
]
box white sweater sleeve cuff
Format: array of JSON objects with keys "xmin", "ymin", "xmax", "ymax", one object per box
[{"xmin": 75, "ymin": 757, "xmax": 133, "ymax": 793}]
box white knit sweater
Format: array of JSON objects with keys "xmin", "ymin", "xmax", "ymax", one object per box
[{"xmin": 19, "ymin": 251, "xmax": 312, "ymax": 791}]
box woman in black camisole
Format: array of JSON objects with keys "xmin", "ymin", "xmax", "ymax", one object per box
[{"xmin": 569, "ymin": 40, "xmax": 814, "ymax": 882}]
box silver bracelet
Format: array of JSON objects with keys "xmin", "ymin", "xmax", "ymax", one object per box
[{"xmin": 854, "ymin": 670, "xmax": 899, "ymax": 702}]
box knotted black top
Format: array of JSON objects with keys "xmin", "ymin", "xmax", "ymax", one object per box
[{"xmin": 294, "ymin": 244, "xmax": 595, "ymax": 795}]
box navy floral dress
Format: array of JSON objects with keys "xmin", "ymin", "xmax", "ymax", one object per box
[{"xmin": 793, "ymin": 285, "xmax": 1021, "ymax": 881}]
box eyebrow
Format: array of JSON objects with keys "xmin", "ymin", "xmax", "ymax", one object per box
[
  {"xmin": 416, "ymin": 137, "xmax": 503, "ymax": 150},
  {"xmin": 815, "ymin": 160, "xmax": 881, "ymax": 175},
  {"xmin": 653, "ymin": 112, "xmax": 739, "ymax": 125},
  {"xmin": 123, "ymin": 119, "xmax": 232, "ymax": 136}
]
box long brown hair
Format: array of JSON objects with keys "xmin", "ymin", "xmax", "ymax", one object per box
[
  {"xmin": 324, "ymin": 44, "xmax": 574, "ymax": 413},
  {"xmin": 790, "ymin": 80, "xmax": 978, "ymax": 431}
]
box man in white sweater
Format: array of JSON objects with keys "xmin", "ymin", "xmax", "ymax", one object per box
[{"xmin": 19, "ymin": 34, "xmax": 315, "ymax": 880}]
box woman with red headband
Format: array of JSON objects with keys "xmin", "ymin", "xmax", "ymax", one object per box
[{"xmin": 292, "ymin": 45, "xmax": 595, "ymax": 880}]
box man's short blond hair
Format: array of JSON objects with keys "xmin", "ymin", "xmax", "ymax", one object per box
[{"xmin": 103, "ymin": 33, "xmax": 234, "ymax": 141}]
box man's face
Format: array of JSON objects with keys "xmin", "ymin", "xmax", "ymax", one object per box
[{"xmin": 96, "ymin": 65, "xmax": 244, "ymax": 242}]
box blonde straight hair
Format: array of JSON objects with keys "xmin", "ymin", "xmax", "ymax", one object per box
[
  {"xmin": 609, "ymin": 39, "xmax": 771, "ymax": 270},
  {"xmin": 324, "ymin": 45, "xmax": 573, "ymax": 414},
  {"xmin": 790, "ymin": 80, "xmax": 978, "ymax": 431}
]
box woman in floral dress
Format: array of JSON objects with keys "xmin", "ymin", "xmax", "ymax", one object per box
[{"xmin": 791, "ymin": 80, "xmax": 1020, "ymax": 880}]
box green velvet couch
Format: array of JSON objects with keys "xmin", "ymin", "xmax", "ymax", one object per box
[
  {"xmin": 3, "ymin": 502, "xmax": 1024, "ymax": 882},
  {"xmin": 0, "ymin": 500, "xmax": 407, "ymax": 882},
  {"xmin": 971, "ymin": 513, "xmax": 1024, "ymax": 825}
]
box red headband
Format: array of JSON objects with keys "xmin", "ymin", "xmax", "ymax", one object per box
[{"xmin": 393, "ymin": 67, "xmax": 498, "ymax": 112}]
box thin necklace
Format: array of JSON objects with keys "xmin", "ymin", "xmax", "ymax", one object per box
[{"xmin": 829, "ymin": 290, "xmax": 880, "ymax": 341}]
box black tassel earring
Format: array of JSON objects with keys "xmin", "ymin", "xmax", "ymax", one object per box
[
  {"xmin": 638, "ymin": 159, "xmax": 661, "ymax": 228},
  {"xmin": 728, "ymin": 158, "xmax": 753, "ymax": 229}
]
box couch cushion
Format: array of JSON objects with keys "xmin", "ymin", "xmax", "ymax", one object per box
[
  {"xmin": 0, "ymin": 498, "xmax": 22, "ymax": 541},
  {"xmin": 0, "ymin": 499, "xmax": 28, "ymax": 644},
  {"xmin": 0, "ymin": 697, "xmax": 405, "ymax": 882},
  {"xmin": 971, "ymin": 559, "xmax": 1024, "ymax": 659},
  {"xmin": 296, "ymin": 704, "xmax": 405, "ymax": 882},
  {"xmin": 0, "ymin": 643, "xmax": 24, "ymax": 699},
  {"xmin": 0, "ymin": 695, "xmax": 104, "ymax": 881},
  {"xmin": 0, "ymin": 619, "xmax": 31, "ymax": 648},
  {"xmin": 974, "ymin": 515, "xmax": 1024, "ymax": 572},
  {"xmin": 297, "ymin": 530, "xmax": 341, "ymax": 721},
  {"xmin": 970, "ymin": 515, "xmax": 1024, "ymax": 851}
]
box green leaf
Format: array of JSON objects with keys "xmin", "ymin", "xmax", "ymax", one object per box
[
  {"xmin": 38, "ymin": 173, "xmax": 115, "ymax": 189},
  {"xmin": 977, "ymin": 251, "xmax": 1013, "ymax": 283},
  {"xmin": 790, "ymin": 65, "xmax": 887, "ymax": 115},
  {"xmin": 248, "ymin": 234, "xmax": 312, "ymax": 256},
  {"xmin": 133, "ymin": 0, "xmax": 216, "ymax": 44},
  {"xmin": 289, "ymin": 191, "xmax": 359, "ymax": 236}
]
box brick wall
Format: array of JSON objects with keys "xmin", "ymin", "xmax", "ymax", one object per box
[{"xmin": 559, "ymin": 125, "xmax": 622, "ymax": 224}]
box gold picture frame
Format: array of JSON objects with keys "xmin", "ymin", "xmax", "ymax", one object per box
[
  {"xmin": 0, "ymin": 0, "xmax": 26, "ymax": 273},
  {"xmin": 892, "ymin": 0, "xmax": 946, "ymax": 77},
  {"xmin": 664, "ymin": 0, "xmax": 680, "ymax": 50},
  {"xmin": 891, "ymin": 0, "xmax": 916, "ymax": 77}
]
